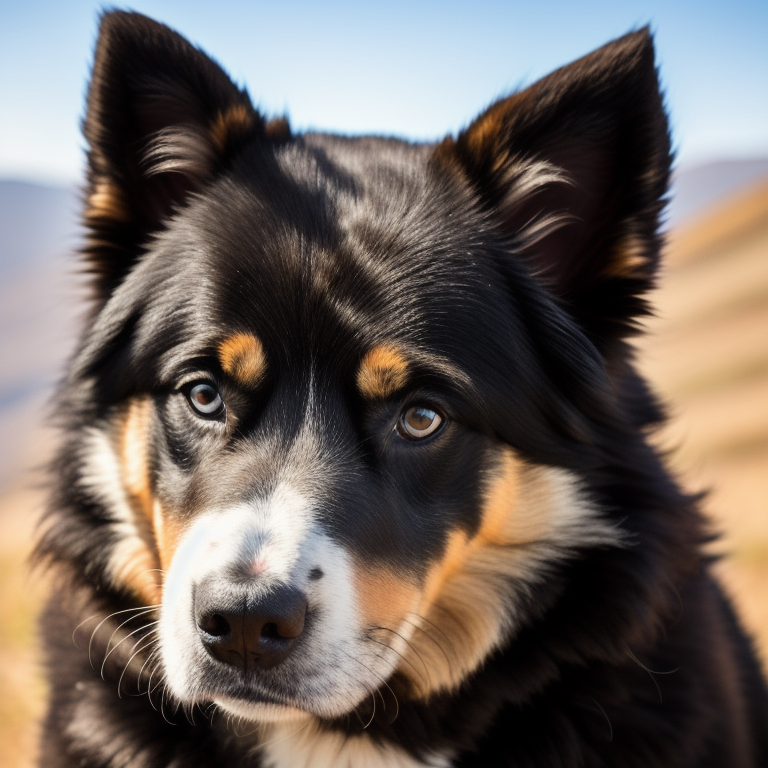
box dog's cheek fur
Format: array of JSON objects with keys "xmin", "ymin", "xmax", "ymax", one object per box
[
  {"xmin": 74, "ymin": 398, "xmax": 164, "ymax": 606},
  {"xmin": 383, "ymin": 448, "xmax": 623, "ymax": 698},
  {"xmin": 69, "ymin": 393, "xmax": 199, "ymax": 607}
]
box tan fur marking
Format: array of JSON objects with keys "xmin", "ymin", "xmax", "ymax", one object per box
[
  {"xmin": 218, "ymin": 332, "xmax": 268, "ymax": 386},
  {"xmin": 420, "ymin": 450, "xmax": 524, "ymax": 610},
  {"xmin": 397, "ymin": 450, "xmax": 618, "ymax": 698},
  {"xmin": 481, "ymin": 450, "xmax": 555, "ymax": 545},
  {"xmin": 86, "ymin": 180, "xmax": 130, "ymax": 223},
  {"xmin": 434, "ymin": 90, "xmax": 534, "ymax": 183},
  {"xmin": 463, "ymin": 92, "xmax": 529, "ymax": 170},
  {"xmin": 464, "ymin": 105, "xmax": 506, "ymax": 159},
  {"xmin": 153, "ymin": 499, "xmax": 186, "ymax": 574},
  {"xmin": 122, "ymin": 399, "xmax": 154, "ymax": 522},
  {"xmin": 209, "ymin": 104, "xmax": 255, "ymax": 153},
  {"xmin": 607, "ymin": 232, "xmax": 651, "ymax": 278},
  {"xmin": 353, "ymin": 563, "xmax": 421, "ymax": 631},
  {"xmin": 356, "ymin": 345, "xmax": 410, "ymax": 400},
  {"xmin": 116, "ymin": 398, "xmax": 162, "ymax": 604},
  {"xmin": 262, "ymin": 720, "xmax": 453, "ymax": 768},
  {"xmin": 265, "ymin": 116, "xmax": 291, "ymax": 141},
  {"xmin": 108, "ymin": 535, "xmax": 161, "ymax": 605}
]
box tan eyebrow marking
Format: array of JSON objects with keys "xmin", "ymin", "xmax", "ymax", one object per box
[
  {"xmin": 218, "ymin": 332, "xmax": 268, "ymax": 386},
  {"xmin": 356, "ymin": 344, "xmax": 410, "ymax": 400}
]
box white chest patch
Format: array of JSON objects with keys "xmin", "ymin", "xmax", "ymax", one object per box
[{"xmin": 260, "ymin": 721, "xmax": 454, "ymax": 768}]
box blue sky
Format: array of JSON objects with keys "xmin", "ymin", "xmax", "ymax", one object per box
[{"xmin": 1, "ymin": 0, "xmax": 766, "ymax": 186}]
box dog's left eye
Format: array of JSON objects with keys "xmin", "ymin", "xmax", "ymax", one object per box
[
  {"xmin": 397, "ymin": 406, "xmax": 444, "ymax": 441},
  {"xmin": 186, "ymin": 382, "xmax": 225, "ymax": 418}
]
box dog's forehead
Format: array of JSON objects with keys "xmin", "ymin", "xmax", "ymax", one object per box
[{"xmin": 150, "ymin": 135, "xmax": 509, "ymax": 362}]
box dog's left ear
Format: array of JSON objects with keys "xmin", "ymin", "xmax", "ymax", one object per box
[{"xmin": 435, "ymin": 28, "xmax": 671, "ymax": 353}]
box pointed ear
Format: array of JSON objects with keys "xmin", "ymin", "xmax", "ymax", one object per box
[
  {"xmin": 82, "ymin": 11, "xmax": 288, "ymax": 296},
  {"xmin": 435, "ymin": 29, "xmax": 671, "ymax": 353}
]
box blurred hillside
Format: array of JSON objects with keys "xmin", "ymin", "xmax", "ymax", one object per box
[
  {"xmin": 0, "ymin": 181, "xmax": 82, "ymax": 489},
  {"xmin": 665, "ymin": 157, "xmax": 768, "ymax": 224},
  {"xmin": 0, "ymin": 163, "xmax": 767, "ymax": 766},
  {"xmin": 637, "ymin": 177, "xmax": 768, "ymax": 666}
]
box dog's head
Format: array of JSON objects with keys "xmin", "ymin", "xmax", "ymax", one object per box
[{"xmin": 42, "ymin": 11, "xmax": 675, "ymax": 726}]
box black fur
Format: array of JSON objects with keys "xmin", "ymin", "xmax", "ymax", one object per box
[{"xmin": 36, "ymin": 11, "xmax": 768, "ymax": 767}]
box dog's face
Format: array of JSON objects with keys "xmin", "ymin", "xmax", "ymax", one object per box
[
  {"xmin": 105, "ymin": 145, "xmax": 619, "ymax": 721},
  {"xmin": 48, "ymin": 12, "xmax": 670, "ymax": 726}
]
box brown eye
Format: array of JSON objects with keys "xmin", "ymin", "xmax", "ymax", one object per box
[
  {"xmin": 396, "ymin": 406, "xmax": 444, "ymax": 441},
  {"xmin": 187, "ymin": 382, "xmax": 224, "ymax": 418}
]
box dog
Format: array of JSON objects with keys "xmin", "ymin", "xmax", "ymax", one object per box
[{"xmin": 35, "ymin": 10, "xmax": 768, "ymax": 767}]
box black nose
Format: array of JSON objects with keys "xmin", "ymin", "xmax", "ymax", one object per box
[{"xmin": 195, "ymin": 579, "xmax": 307, "ymax": 671}]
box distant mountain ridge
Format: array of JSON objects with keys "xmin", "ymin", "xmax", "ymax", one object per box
[
  {"xmin": 667, "ymin": 158, "xmax": 768, "ymax": 226},
  {"xmin": 0, "ymin": 180, "xmax": 80, "ymax": 279}
]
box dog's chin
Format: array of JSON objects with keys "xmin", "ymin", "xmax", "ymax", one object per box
[{"xmin": 214, "ymin": 696, "xmax": 312, "ymax": 724}]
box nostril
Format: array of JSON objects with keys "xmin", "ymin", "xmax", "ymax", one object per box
[
  {"xmin": 261, "ymin": 622, "xmax": 280, "ymax": 639},
  {"xmin": 198, "ymin": 612, "xmax": 230, "ymax": 638}
]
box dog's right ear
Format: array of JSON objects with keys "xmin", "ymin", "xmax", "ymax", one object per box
[
  {"xmin": 82, "ymin": 11, "xmax": 285, "ymax": 297},
  {"xmin": 433, "ymin": 29, "xmax": 670, "ymax": 359}
]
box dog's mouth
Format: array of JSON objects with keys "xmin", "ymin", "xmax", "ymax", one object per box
[
  {"xmin": 211, "ymin": 691, "xmax": 317, "ymax": 725},
  {"xmin": 163, "ymin": 626, "xmax": 395, "ymax": 723},
  {"xmin": 207, "ymin": 677, "xmax": 314, "ymax": 720},
  {"xmin": 185, "ymin": 611, "xmax": 331, "ymax": 713}
]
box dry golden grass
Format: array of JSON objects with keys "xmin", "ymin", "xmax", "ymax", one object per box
[
  {"xmin": 638, "ymin": 179, "xmax": 768, "ymax": 667},
  {"xmin": 0, "ymin": 486, "xmax": 48, "ymax": 768},
  {"xmin": 0, "ymin": 180, "xmax": 765, "ymax": 765}
]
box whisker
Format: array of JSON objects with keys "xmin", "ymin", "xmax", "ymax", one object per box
[
  {"xmin": 146, "ymin": 658, "xmax": 164, "ymax": 712},
  {"xmin": 137, "ymin": 647, "xmax": 160, "ymax": 693},
  {"xmin": 117, "ymin": 629, "xmax": 159, "ymax": 696},
  {"xmin": 339, "ymin": 648, "xmax": 400, "ymax": 725},
  {"xmin": 232, "ymin": 712, "xmax": 260, "ymax": 737},
  {"xmin": 417, "ymin": 602, "xmax": 465, "ymax": 637},
  {"xmin": 100, "ymin": 620, "xmax": 159, "ymax": 680},
  {"xmin": 625, "ymin": 647, "xmax": 678, "ymax": 705},
  {"xmin": 405, "ymin": 612, "xmax": 457, "ymax": 662},
  {"xmin": 364, "ymin": 693, "xmax": 377, "ymax": 729},
  {"xmin": 367, "ymin": 631, "xmax": 427, "ymax": 687},
  {"xmin": 85, "ymin": 604, "xmax": 161, "ymax": 666},
  {"xmin": 99, "ymin": 611, "xmax": 158, "ymax": 674},
  {"xmin": 73, "ymin": 603, "xmax": 160, "ymax": 647},
  {"xmin": 158, "ymin": 681, "xmax": 176, "ymax": 726},
  {"xmin": 363, "ymin": 648, "xmax": 402, "ymax": 717},
  {"xmin": 589, "ymin": 696, "xmax": 613, "ymax": 742},
  {"xmin": 373, "ymin": 621, "xmax": 444, "ymax": 685}
]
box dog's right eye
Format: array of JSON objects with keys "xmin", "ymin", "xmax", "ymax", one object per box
[
  {"xmin": 185, "ymin": 382, "xmax": 225, "ymax": 419},
  {"xmin": 396, "ymin": 405, "xmax": 444, "ymax": 441}
]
